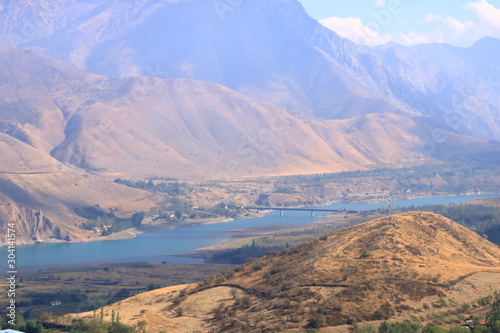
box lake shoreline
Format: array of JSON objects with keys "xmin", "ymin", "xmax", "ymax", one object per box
[
  {"xmin": 40, "ymin": 192, "xmax": 500, "ymax": 247},
  {"xmin": 190, "ymin": 193, "xmax": 500, "ymax": 259},
  {"xmin": 9, "ymin": 192, "xmax": 496, "ymax": 248},
  {"xmin": 4, "ymin": 193, "xmax": 497, "ymax": 270}
]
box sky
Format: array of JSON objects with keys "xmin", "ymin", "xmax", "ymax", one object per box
[{"xmin": 298, "ymin": 0, "xmax": 500, "ymax": 47}]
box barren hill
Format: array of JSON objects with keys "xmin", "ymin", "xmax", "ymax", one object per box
[
  {"xmin": 76, "ymin": 212, "xmax": 500, "ymax": 332},
  {"xmin": 1, "ymin": 45, "xmax": 498, "ymax": 180},
  {"xmin": 0, "ymin": 133, "xmax": 160, "ymax": 245}
]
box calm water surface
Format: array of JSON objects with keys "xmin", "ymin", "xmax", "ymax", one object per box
[{"xmin": 3, "ymin": 194, "xmax": 496, "ymax": 270}]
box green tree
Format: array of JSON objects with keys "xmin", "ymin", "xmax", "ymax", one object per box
[
  {"xmin": 307, "ymin": 313, "xmax": 327, "ymax": 329},
  {"xmin": 378, "ymin": 321, "xmax": 420, "ymax": 333},
  {"xmin": 378, "ymin": 321, "xmax": 391, "ymax": 333},
  {"xmin": 492, "ymin": 320, "xmax": 500, "ymax": 333},
  {"xmin": 474, "ymin": 325, "xmax": 492, "ymax": 333},
  {"xmin": 25, "ymin": 320, "xmax": 43, "ymax": 333},
  {"xmin": 39, "ymin": 311, "xmax": 53, "ymax": 324},
  {"xmin": 422, "ymin": 325, "xmax": 448, "ymax": 333},
  {"xmin": 131, "ymin": 212, "xmax": 145, "ymax": 228},
  {"xmin": 84, "ymin": 319, "xmax": 107, "ymax": 333},
  {"xmin": 3, "ymin": 313, "xmax": 25, "ymax": 330},
  {"xmin": 108, "ymin": 321, "xmax": 135, "ymax": 333},
  {"xmin": 487, "ymin": 295, "xmax": 500, "ymax": 326}
]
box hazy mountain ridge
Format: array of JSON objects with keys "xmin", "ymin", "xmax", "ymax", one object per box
[
  {"xmin": 371, "ymin": 38, "xmax": 500, "ymax": 140},
  {"xmin": 1, "ymin": 0, "xmax": 498, "ymax": 140},
  {"xmin": 1, "ymin": 45, "xmax": 497, "ymax": 180}
]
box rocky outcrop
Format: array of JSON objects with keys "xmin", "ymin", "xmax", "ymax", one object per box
[{"xmin": 5, "ymin": 206, "xmax": 72, "ymax": 245}]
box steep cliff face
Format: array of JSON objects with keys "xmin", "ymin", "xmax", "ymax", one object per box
[{"xmin": 4, "ymin": 205, "xmax": 71, "ymax": 244}]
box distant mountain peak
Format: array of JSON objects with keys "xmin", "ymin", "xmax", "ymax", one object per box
[{"xmin": 1, "ymin": 0, "xmax": 499, "ymax": 140}]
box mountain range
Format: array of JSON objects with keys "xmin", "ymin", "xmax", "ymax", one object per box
[
  {"xmin": 1, "ymin": 0, "xmax": 498, "ymax": 140},
  {"xmin": 0, "ymin": 130, "xmax": 159, "ymax": 244},
  {"xmin": 3, "ymin": 44, "xmax": 497, "ymax": 180},
  {"xmin": 0, "ymin": 0, "xmax": 499, "ymax": 244}
]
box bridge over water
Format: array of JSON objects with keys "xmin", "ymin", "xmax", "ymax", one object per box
[{"xmin": 244, "ymin": 206, "xmax": 351, "ymax": 217}]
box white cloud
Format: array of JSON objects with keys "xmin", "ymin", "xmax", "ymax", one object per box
[
  {"xmin": 320, "ymin": 0, "xmax": 500, "ymax": 47},
  {"xmin": 409, "ymin": 0, "xmax": 500, "ymax": 46},
  {"xmin": 424, "ymin": 14, "xmax": 474, "ymax": 35},
  {"xmin": 320, "ymin": 16, "xmax": 392, "ymax": 46},
  {"xmin": 464, "ymin": 0, "xmax": 500, "ymax": 29},
  {"xmin": 397, "ymin": 31, "xmax": 436, "ymax": 46}
]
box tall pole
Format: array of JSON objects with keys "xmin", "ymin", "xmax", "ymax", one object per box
[{"xmin": 388, "ymin": 203, "xmax": 394, "ymax": 222}]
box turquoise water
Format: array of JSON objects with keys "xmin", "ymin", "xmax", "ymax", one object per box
[{"xmin": 2, "ymin": 194, "xmax": 496, "ymax": 270}]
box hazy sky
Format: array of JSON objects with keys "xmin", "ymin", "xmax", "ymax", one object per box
[{"xmin": 298, "ymin": 0, "xmax": 500, "ymax": 47}]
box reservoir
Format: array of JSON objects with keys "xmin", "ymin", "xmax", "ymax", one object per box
[{"xmin": 3, "ymin": 194, "xmax": 496, "ymax": 270}]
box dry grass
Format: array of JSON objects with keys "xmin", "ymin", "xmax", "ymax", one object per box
[
  {"xmin": 75, "ymin": 285, "xmax": 244, "ymax": 332},
  {"xmin": 466, "ymin": 197, "xmax": 500, "ymax": 208},
  {"xmin": 72, "ymin": 212, "xmax": 500, "ymax": 332}
]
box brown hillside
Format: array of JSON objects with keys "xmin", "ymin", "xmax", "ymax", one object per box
[
  {"xmin": 1, "ymin": 45, "xmax": 498, "ymax": 180},
  {"xmin": 220, "ymin": 212, "xmax": 500, "ymax": 287},
  {"xmin": 0, "ymin": 133, "xmax": 160, "ymax": 245},
  {"xmin": 464, "ymin": 197, "xmax": 500, "ymax": 208},
  {"xmin": 77, "ymin": 212, "xmax": 500, "ymax": 332}
]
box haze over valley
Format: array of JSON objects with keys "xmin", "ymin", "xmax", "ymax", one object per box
[{"xmin": 0, "ymin": 0, "xmax": 499, "ymax": 332}]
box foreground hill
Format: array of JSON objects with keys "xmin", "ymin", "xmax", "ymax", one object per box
[{"xmin": 77, "ymin": 212, "xmax": 500, "ymax": 332}]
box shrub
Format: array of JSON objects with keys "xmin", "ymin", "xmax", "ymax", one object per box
[
  {"xmin": 174, "ymin": 307, "xmax": 183, "ymax": 317},
  {"xmin": 252, "ymin": 263, "xmax": 263, "ymax": 271},
  {"xmin": 307, "ymin": 314, "xmax": 327, "ymax": 329},
  {"xmin": 353, "ymin": 325, "xmax": 377, "ymax": 333},
  {"xmin": 373, "ymin": 303, "xmax": 395, "ymax": 320}
]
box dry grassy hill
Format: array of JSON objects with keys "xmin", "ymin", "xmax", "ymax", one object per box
[
  {"xmin": 466, "ymin": 197, "xmax": 500, "ymax": 208},
  {"xmin": 75, "ymin": 212, "xmax": 500, "ymax": 332},
  {"xmin": 1, "ymin": 45, "xmax": 499, "ymax": 180},
  {"xmin": 0, "ymin": 133, "xmax": 160, "ymax": 245}
]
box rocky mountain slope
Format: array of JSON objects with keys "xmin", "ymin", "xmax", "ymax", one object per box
[
  {"xmin": 75, "ymin": 212, "xmax": 500, "ymax": 332},
  {"xmin": 1, "ymin": 44, "xmax": 498, "ymax": 180},
  {"xmin": 1, "ymin": 0, "xmax": 498, "ymax": 140}
]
